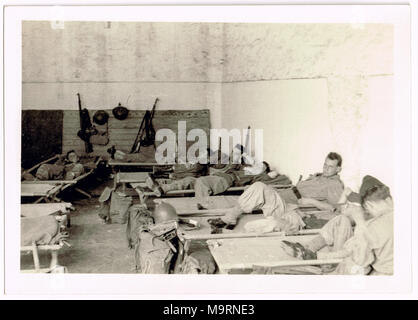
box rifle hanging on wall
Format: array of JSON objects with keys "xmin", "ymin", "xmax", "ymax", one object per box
[
  {"xmin": 76, "ymin": 93, "xmax": 97, "ymax": 153},
  {"xmin": 130, "ymin": 98, "xmax": 159, "ymax": 153}
]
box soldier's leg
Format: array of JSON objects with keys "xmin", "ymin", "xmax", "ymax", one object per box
[
  {"xmin": 318, "ymin": 215, "xmax": 354, "ymax": 251},
  {"xmin": 194, "ymin": 176, "xmax": 215, "ymax": 207},
  {"xmin": 280, "ymin": 215, "xmax": 354, "ymax": 261},
  {"xmin": 195, "ymin": 176, "xmax": 230, "ymax": 208},
  {"xmin": 297, "ymin": 215, "xmax": 353, "ymax": 254},
  {"xmin": 222, "ymin": 182, "xmax": 286, "ymax": 225},
  {"xmin": 36, "ymin": 164, "xmax": 53, "ymax": 180},
  {"xmin": 161, "ymin": 177, "xmax": 196, "ymax": 193}
]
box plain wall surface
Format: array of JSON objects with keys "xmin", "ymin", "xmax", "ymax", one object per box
[
  {"xmin": 22, "ymin": 21, "xmax": 224, "ymax": 128},
  {"xmin": 221, "ymin": 23, "xmax": 393, "ymax": 190}
]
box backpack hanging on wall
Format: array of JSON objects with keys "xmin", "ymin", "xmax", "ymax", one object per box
[
  {"xmin": 90, "ymin": 122, "xmax": 109, "ymax": 146},
  {"xmin": 90, "ymin": 110, "xmax": 110, "ymax": 145}
]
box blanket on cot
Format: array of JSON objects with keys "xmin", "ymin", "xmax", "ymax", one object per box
[{"xmin": 21, "ymin": 216, "xmax": 61, "ymax": 246}]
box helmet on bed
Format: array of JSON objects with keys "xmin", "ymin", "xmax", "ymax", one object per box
[{"xmin": 153, "ymin": 202, "xmax": 178, "ymax": 224}]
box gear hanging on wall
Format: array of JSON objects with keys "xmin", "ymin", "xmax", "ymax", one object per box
[
  {"xmin": 93, "ymin": 110, "xmax": 109, "ymax": 125},
  {"xmin": 112, "ymin": 103, "xmax": 129, "ymax": 120}
]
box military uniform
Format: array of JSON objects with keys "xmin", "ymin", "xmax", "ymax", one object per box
[
  {"xmin": 223, "ymin": 174, "xmax": 344, "ymax": 224},
  {"xmin": 325, "ymin": 210, "xmax": 394, "ymax": 275},
  {"xmin": 35, "ymin": 160, "xmax": 85, "ymax": 181}
]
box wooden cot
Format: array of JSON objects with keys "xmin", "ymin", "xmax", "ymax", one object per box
[
  {"xmin": 21, "ymin": 156, "xmax": 102, "ymax": 203},
  {"xmin": 20, "ymin": 202, "xmax": 72, "ymax": 273},
  {"xmin": 108, "ymin": 160, "xmax": 170, "ymax": 170},
  {"xmin": 173, "ymin": 213, "xmax": 340, "ymax": 274},
  {"xmin": 129, "ymin": 177, "xmax": 293, "ymax": 205},
  {"xmin": 150, "ymin": 196, "xmax": 339, "ymax": 273},
  {"xmin": 152, "ymin": 196, "xmax": 329, "ymax": 217},
  {"xmin": 20, "ymin": 244, "xmax": 66, "ymax": 273},
  {"xmin": 206, "ymin": 235, "xmax": 342, "ymax": 274}
]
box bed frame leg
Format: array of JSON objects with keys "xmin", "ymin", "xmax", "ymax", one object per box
[
  {"xmin": 31, "ymin": 243, "xmax": 40, "ymax": 272},
  {"xmin": 50, "ymin": 250, "xmax": 58, "ymax": 270},
  {"xmin": 75, "ymin": 187, "xmax": 91, "ymax": 198},
  {"xmin": 66, "ymin": 214, "xmax": 71, "ymax": 228},
  {"xmin": 34, "ymin": 197, "xmax": 44, "ymax": 204}
]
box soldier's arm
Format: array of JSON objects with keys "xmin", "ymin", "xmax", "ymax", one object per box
[{"xmin": 298, "ymin": 197, "xmax": 335, "ymax": 211}]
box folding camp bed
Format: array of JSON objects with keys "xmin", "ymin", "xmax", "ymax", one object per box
[
  {"xmin": 21, "ymin": 154, "xmax": 60, "ymax": 178},
  {"xmin": 132, "ymin": 182, "xmax": 293, "ymax": 205},
  {"xmin": 153, "ymin": 196, "xmax": 330, "ymax": 217},
  {"xmin": 206, "ymin": 236, "xmax": 342, "ymax": 274},
  {"xmin": 20, "ymin": 202, "xmax": 72, "ymax": 273},
  {"xmin": 154, "ymin": 195, "xmax": 240, "ymax": 216},
  {"xmin": 114, "ymin": 171, "xmax": 150, "ymax": 192},
  {"xmin": 21, "ymin": 157, "xmax": 102, "ymax": 203},
  {"xmin": 153, "ymin": 196, "xmax": 339, "ymax": 273},
  {"xmin": 177, "ymin": 224, "xmax": 323, "ymax": 273},
  {"xmin": 20, "ymin": 243, "xmax": 67, "ymax": 273},
  {"xmin": 21, "ymin": 202, "xmax": 74, "ymax": 226},
  {"xmin": 21, "ymin": 183, "xmax": 67, "ymax": 204},
  {"xmin": 173, "ymin": 213, "xmax": 336, "ymax": 274},
  {"xmin": 108, "ymin": 160, "xmax": 170, "ymax": 173}
]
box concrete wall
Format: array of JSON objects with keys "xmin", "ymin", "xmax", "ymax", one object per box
[
  {"xmin": 221, "ymin": 24, "xmax": 393, "ymax": 190},
  {"xmin": 22, "ymin": 21, "xmax": 224, "ymax": 128}
]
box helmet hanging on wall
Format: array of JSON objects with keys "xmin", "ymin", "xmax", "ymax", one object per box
[
  {"xmin": 112, "ymin": 103, "xmax": 129, "ymax": 120},
  {"xmin": 93, "ymin": 110, "xmax": 109, "ymax": 125}
]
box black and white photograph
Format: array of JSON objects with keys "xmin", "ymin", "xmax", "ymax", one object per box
[{"xmin": 2, "ymin": 3, "xmax": 414, "ymax": 298}]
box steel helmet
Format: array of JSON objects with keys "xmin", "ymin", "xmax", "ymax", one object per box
[
  {"xmin": 112, "ymin": 103, "xmax": 129, "ymax": 120},
  {"xmin": 93, "ymin": 110, "xmax": 109, "ymax": 125},
  {"xmin": 153, "ymin": 202, "xmax": 178, "ymax": 224}
]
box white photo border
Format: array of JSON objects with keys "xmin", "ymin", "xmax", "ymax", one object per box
[{"xmin": 3, "ymin": 3, "xmax": 412, "ymax": 297}]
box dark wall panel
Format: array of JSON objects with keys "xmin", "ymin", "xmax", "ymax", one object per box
[{"xmin": 21, "ymin": 110, "xmax": 63, "ymax": 169}]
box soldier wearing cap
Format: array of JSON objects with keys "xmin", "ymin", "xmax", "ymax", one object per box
[{"xmin": 281, "ymin": 175, "xmax": 393, "ymax": 275}]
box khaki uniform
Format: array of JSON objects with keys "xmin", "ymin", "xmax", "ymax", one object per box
[
  {"xmin": 194, "ymin": 175, "xmax": 233, "ymax": 207},
  {"xmin": 36, "ymin": 162, "xmax": 85, "ymax": 180},
  {"xmin": 36, "ymin": 163, "xmax": 65, "ymax": 180},
  {"xmin": 64, "ymin": 163, "xmax": 84, "ymax": 180},
  {"xmin": 319, "ymin": 215, "xmax": 354, "ymax": 250},
  {"xmin": 224, "ymin": 174, "xmax": 344, "ymax": 224},
  {"xmin": 336, "ymin": 211, "xmax": 393, "ymax": 275},
  {"xmin": 194, "ymin": 164, "xmax": 241, "ymax": 206},
  {"xmin": 161, "ymin": 176, "xmax": 197, "ymax": 193},
  {"xmin": 169, "ymin": 163, "xmax": 207, "ymax": 180},
  {"xmin": 280, "ymin": 173, "xmax": 344, "ymax": 205},
  {"xmin": 317, "ymin": 210, "xmax": 393, "ymax": 275}
]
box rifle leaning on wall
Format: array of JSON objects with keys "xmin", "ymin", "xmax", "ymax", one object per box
[
  {"xmin": 76, "ymin": 93, "xmax": 96, "ymax": 153},
  {"xmin": 130, "ymin": 98, "xmax": 159, "ymax": 153}
]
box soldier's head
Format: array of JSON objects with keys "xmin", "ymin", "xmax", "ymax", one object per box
[
  {"xmin": 66, "ymin": 150, "xmax": 79, "ymax": 163},
  {"xmin": 361, "ymin": 185, "xmax": 392, "ymax": 217},
  {"xmin": 322, "ymin": 152, "xmax": 342, "ymax": 177},
  {"xmin": 262, "ymin": 161, "xmax": 271, "ymax": 173}
]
